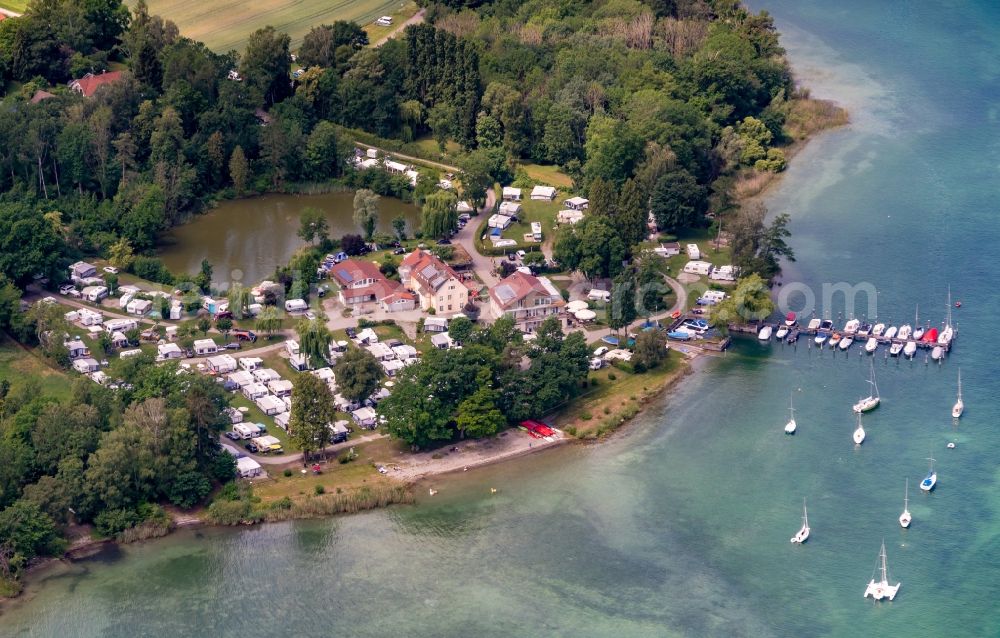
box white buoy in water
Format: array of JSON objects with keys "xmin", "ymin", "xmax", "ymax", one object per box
[{"xmin": 947, "ymin": 442, "xmax": 956, "ymax": 449}]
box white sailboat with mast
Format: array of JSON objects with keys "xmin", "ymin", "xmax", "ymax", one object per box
[
  {"xmin": 912, "ymin": 305, "xmax": 924, "ymax": 341},
  {"xmin": 864, "ymin": 539, "xmax": 901, "ymax": 601},
  {"xmin": 790, "ymin": 499, "xmax": 810, "ymax": 544},
  {"xmin": 784, "ymin": 392, "xmax": 797, "ymax": 434},
  {"xmin": 951, "ymin": 368, "xmax": 964, "ymax": 419},
  {"xmin": 938, "ymin": 287, "xmax": 954, "ymax": 346},
  {"xmin": 853, "ymin": 411, "xmax": 866, "ymax": 445},
  {"xmin": 920, "ymin": 457, "xmax": 937, "ymax": 492},
  {"xmin": 899, "ymin": 479, "xmax": 911, "ymax": 528},
  {"xmin": 853, "ymin": 360, "xmax": 880, "ymax": 413}
]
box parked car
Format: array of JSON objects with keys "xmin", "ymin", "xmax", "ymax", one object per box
[
  {"xmin": 305, "ymin": 310, "xmax": 317, "ymax": 320},
  {"xmin": 317, "ymin": 284, "xmax": 330, "ymax": 297},
  {"xmin": 593, "ymin": 346, "xmax": 609, "ymax": 358},
  {"xmin": 224, "ymin": 342, "xmax": 241, "ymax": 350},
  {"xmin": 102, "ymin": 266, "xmax": 119, "ymax": 274},
  {"xmin": 232, "ymin": 329, "xmax": 257, "ymax": 342},
  {"xmin": 507, "ymin": 254, "xmax": 517, "ymax": 262},
  {"xmin": 516, "ymin": 250, "xmax": 526, "ymax": 259},
  {"xmin": 393, "ymin": 247, "xmax": 406, "ymax": 255},
  {"xmin": 58, "ymin": 284, "xmax": 75, "ymax": 295},
  {"xmin": 246, "ymin": 442, "xmax": 258, "ymax": 453},
  {"xmin": 215, "ymin": 310, "xmax": 233, "ymax": 320},
  {"xmin": 225, "ymin": 431, "xmax": 240, "ymax": 440},
  {"xmin": 436, "ymin": 238, "xmax": 452, "ymax": 245}
]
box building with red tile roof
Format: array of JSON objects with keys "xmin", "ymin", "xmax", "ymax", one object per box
[
  {"xmin": 399, "ymin": 249, "xmax": 468, "ymax": 314},
  {"xmin": 69, "ymin": 71, "xmax": 124, "ymax": 97}
]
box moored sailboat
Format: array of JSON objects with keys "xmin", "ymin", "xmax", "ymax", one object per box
[
  {"xmin": 784, "ymin": 392, "xmax": 797, "ymax": 434},
  {"xmin": 899, "ymin": 479, "xmax": 911, "ymax": 528},
  {"xmin": 951, "ymin": 369, "xmax": 964, "ymax": 418},
  {"xmin": 863, "ymin": 540, "xmax": 901, "ymax": 601},
  {"xmin": 790, "ymin": 498, "xmax": 810, "ymax": 544},
  {"xmin": 920, "ymin": 458, "xmax": 937, "ymax": 492},
  {"xmin": 853, "ymin": 412, "xmax": 866, "ymax": 445},
  {"xmin": 853, "ymin": 361, "xmax": 880, "ymax": 413}
]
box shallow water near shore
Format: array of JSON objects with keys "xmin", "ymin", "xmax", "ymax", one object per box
[{"xmin": 4, "ymin": 2, "xmax": 1000, "ymax": 636}]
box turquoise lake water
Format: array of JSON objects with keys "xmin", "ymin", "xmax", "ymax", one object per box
[{"xmin": 3, "ymin": 2, "xmax": 1000, "ymax": 636}]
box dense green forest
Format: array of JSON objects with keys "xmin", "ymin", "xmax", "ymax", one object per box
[{"xmin": 0, "ymin": 0, "xmax": 811, "ymax": 591}]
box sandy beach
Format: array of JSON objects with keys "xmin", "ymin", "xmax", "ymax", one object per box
[{"xmin": 386, "ymin": 428, "xmax": 569, "ymax": 482}]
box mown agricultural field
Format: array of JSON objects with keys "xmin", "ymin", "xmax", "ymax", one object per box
[{"xmin": 129, "ymin": 0, "xmax": 412, "ymax": 52}]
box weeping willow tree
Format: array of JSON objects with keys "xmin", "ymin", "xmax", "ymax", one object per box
[
  {"xmin": 297, "ymin": 317, "xmax": 331, "ymax": 368},
  {"xmin": 710, "ymin": 273, "xmax": 775, "ymax": 333}
]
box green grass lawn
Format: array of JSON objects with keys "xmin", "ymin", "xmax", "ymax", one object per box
[
  {"xmin": 130, "ymin": 0, "xmax": 414, "ymax": 52},
  {"xmin": 516, "ymin": 162, "xmax": 574, "ymax": 189},
  {"xmin": 478, "ymin": 197, "xmax": 564, "ymax": 254},
  {"xmin": 0, "ymin": 335, "xmax": 73, "ymax": 401},
  {"xmin": 0, "ymin": 0, "xmax": 27, "ymax": 13}
]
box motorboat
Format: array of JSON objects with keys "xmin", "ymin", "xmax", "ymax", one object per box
[
  {"xmin": 814, "ymin": 332, "xmax": 829, "ymax": 345},
  {"xmin": 819, "ymin": 319, "xmax": 834, "ymax": 332},
  {"xmin": 838, "ymin": 335, "xmax": 855, "ymax": 351},
  {"xmin": 920, "ymin": 458, "xmax": 937, "ymax": 491},
  {"xmin": 899, "ymin": 479, "xmax": 911, "ymax": 529},
  {"xmin": 853, "ymin": 412, "xmax": 866, "ymax": 445},
  {"xmin": 903, "ymin": 341, "xmax": 917, "ymax": 358},
  {"xmin": 853, "ymin": 361, "xmax": 880, "ymax": 413},
  {"xmin": 883, "ymin": 326, "xmax": 898, "ymax": 340},
  {"xmin": 785, "ymin": 312, "xmax": 797, "ymax": 327},
  {"xmin": 951, "ymin": 369, "xmax": 964, "ymax": 418},
  {"xmin": 786, "ymin": 330, "xmax": 799, "ymax": 344},
  {"xmin": 843, "ymin": 318, "xmax": 861, "ymax": 334},
  {"xmin": 931, "ymin": 345, "xmax": 944, "ymax": 361},
  {"xmin": 758, "ymin": 325, "xmax": 773, "ymax": 341},
  {"xmin": 785, "ymin": 392, "xmax": 797, "ymax": 434},
  {"xmin": 889, "ymin": 342, "xmax": 904, "ymax": 357},
  {"xmin": 857, "ymin": 322, "xmax": 872, "ymax": 338},
  {"xmin": 872, "ymin": 323, "xmax": 886, "ymax": 337},
  {"xmin": 897, "ymin": 325, "xmax": 912, "ymax": 340},
  {"xmin": 790, "ymin": 499, "xmax": 810, "ymax": 544},
  {"xmin": 864, "ymin": 337, "xmax": 879, "ymax": 354},
  {"xmin": 775, "ymin": 325, "xmax": 789, "ymax": 340},
  {"xmin": 863, "ymin": 540, "xmax": 901, "ymax": 601},
  {"xmin": 829, "ymin": 332, "xmax": 842, "ymax": 348},
  {"xmin": 807, "ymin": 318, "xmax": 822, "ymax": 331}
]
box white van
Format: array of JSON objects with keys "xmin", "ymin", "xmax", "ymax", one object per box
[
  {"xmin": 284, "ymin": 298, "xmax": 307, "ymax": 313},
  {"xmin": 588, "ymin": 289, "xmax": 611, "ymax": 302}
]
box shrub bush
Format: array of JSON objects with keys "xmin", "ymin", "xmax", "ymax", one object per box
[{"xmin": 283, "ymin": 469, "xmax": 293, "ymax": 477}]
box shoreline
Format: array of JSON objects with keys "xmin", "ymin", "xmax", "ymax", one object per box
[{"xmin": 1, "ymin": 74, "xmax": 842, "ymax": 612}]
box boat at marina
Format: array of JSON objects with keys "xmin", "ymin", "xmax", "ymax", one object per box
[
  {"xmin": 863, "ymin": 540, "xmax": 901, "ymax": 601},
  {"xmin": 776, "ymin": 325, "xmax": 789, "ymax": 340},
  {"xmin": 828, "ymin": 332, "xmax": 842, "ymax": 348},
  {"xmin": 838, "ymin": 335, "xmax": 854, "ymax": 350},
  {"xmin": 857, "ymin": 322, "xmax": 872, "ymax": 338},
  {"xmin": 931, "ymin": 345, "xmax": 944, "ymax": 361},
  {"xmin": 853, "ymin": 362, "xmax": 880, "ymax": 412},
  {"xmin": 952, "ymin": 369, "xmax": 964, "ymax": 418},
  {"xmin": 864, "ymin": 337, "xmax": 879, "ymax": 353},
  {"xmin": 786, "ymin": 330, "xmax": 798, "ymax": 344},
  {"xmin": 872, "ymin": 323, "xmax": 886, "ymax": 337},
  {"xmin": 758, "ymin": 325, "xmax": 773, "ymax": 341},
  {"xmin": 889, "ymin": 342, "xmax": 903, "ymax": 356},
  {"xmin": 785, "ymin": 312, "xmax": 797, "ymax": 327},
  {"xmin": 853, "ymin": 412, "xmax": 866, "ymax": 445},
  {"xmin": 899, "ymin": 479, "xmax": 911, "ymax": 528},
  {"xmin": 814, "ymin": 332, "xmax": 828, "ymax": 345},
  {"xmin": 667, "ymin": 330, "xmax": 692, "ymax": 341},
  {"xmin": 921, "ymin": 327, "xmax": 939, "ymax": 343},
  {"xmin": 920, "ymin": 458, "xmax": 937, "ymax": 491},
  {"xmin": 883, "ymin": 325, "xmax": 898, "ymax": 339},
  {"xmin": 819, "ymin": 319, "xmax": 833, "ymax": 332},
  {"xmin": 897, "ymin": 324, "xmax": 912, "ymax": 340},
  {"xmin": 844, "ymin": 318, "xmax": 860, "ymax": 334},
  {"xmin": 903, "ymin": 341, "xmax": 917, "ymax": 358},
  {"xmin": 938, "ymin": 287, "xmax": 954, "ymax": 345},
  {"xmin": 785, "ymin": 392, "xmax": 797, "ymax": 434},
  {"xmin": 790, "ymin": 499, "xmax": 810, "ymax": 544},
  {"xmin": 807, "ymin": 318, "xmax": 822, "ymax": 331},
  {"xmin": 913, "ymin": 306, "xmax": 924, "ymax": 340}
]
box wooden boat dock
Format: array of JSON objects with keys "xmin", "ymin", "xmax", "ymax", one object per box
[{"xmin": 729, "ymin": 321, "xmax": 955, "ymax": 354}]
